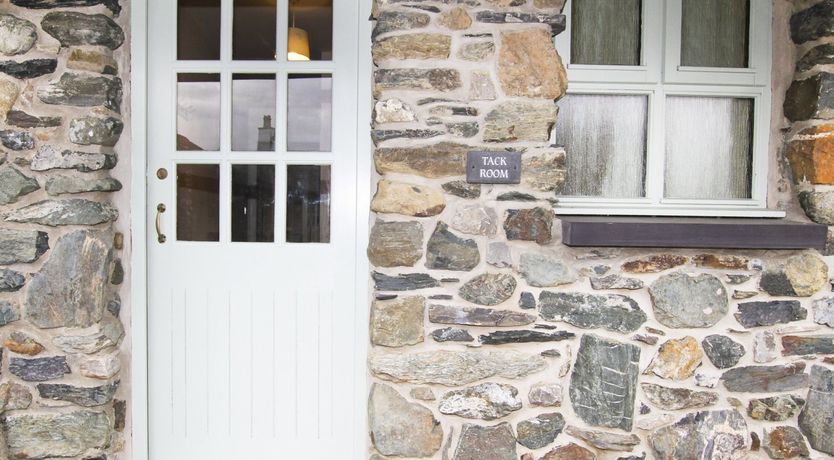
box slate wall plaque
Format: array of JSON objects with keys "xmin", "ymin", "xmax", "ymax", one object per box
[{"xmin": 466, "ymin": 151, "xmax": 522, "ymax": 184}]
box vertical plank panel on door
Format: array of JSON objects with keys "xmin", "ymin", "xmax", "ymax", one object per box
[
  {"xmin": 207, "ymin": 287, "xmax": 231, "ymax": 437},
  {"xmin": 171, "ymin": 288, "xmax": 187, "ymax": 437},
  {"xmin": 275, "ymin": 289, "xmax": 299, "ymax": 440},
  {"xmin": 185, "ymin": 288, "xmax": 210, "ymax": 437},
  {"xmin": 251, "ymin": 288, "xmax": 277, "ymax": 439},
  {"xmin": 229, "ymin": 288, "xmax": 254, "ymax": 438},
  {"xmin": 296, "ymin": 289, "xmax": 321, "ymax": 440}
]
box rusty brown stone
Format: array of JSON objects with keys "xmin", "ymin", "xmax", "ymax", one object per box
[
  {"xmin": 646, "ymin": 336, "xmax": 704, "ymax": 380},
  {"xmin": 788, "ymin": 123, "xmax": 834, "ymax": 185},
  {"xmin": 4, "ymin": 333, "xmax": 44, "ymax": 356},
  {"xmin": 622, "ymin": 254, "xmax": 688, "ymax": 273},
  {"xmin": 374, "ymin": 142, "xmax": 468, "ymax": 178},
  {"xmin": 504, "ymin": 207, "xmax": 553, "ymax": 245},
  {"xmin": 540, "ymin": 443, "xmax": 596, "ymax": 460},
  {"xmin": 439, "ymin": 7, "xmax": 471, "ymax": 30},
  {"xmin": 693, "ymin": 254, "xmax": 749, "ymax": 270},
  {"xmin": 372, "ymin": 33, "xmax": 451, "ymax": 64},
  {"xmin": 763, "ymin": 426, "xmax": 810, "ymax": 459},
  {"xmin": 498, "ymin": 28, "xmax": 567, "ymax": 99}
]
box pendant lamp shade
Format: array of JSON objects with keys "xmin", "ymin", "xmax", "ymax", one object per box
[{"xmin": 288, "ymin": 27, "xmax": 311, "ymax": 61}]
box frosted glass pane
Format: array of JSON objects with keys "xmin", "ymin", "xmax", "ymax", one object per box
[
  {"xmin": 665, "ymin": 97, "xmax": 753, "ymax": 200},
  {"xmin": 554, "ymin": 95, "xmax": 647, "ymax": 198},
  {"xmin": 571, "ymin": 0, "xmax": 641, "ymax": 66},
  {"xmin": 681, "ymin": 0, "xmax": 749, "ymax": 68}
]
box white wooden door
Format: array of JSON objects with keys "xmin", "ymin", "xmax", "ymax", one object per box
[{"xmin": 147, "ymin": 1, "xmax": 361, "ymax": 458}]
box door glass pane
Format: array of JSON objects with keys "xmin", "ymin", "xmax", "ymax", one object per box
[
  {"xmin": 178, "ymin": 0, "xmax": 221, "ymax": 60},
  {"xmin": 554, "ymin": 94, "xmax": 647, "ymax": 198},
  {"xmin": 287, "ymin": 0, "xmax": 333, "ymax": 61},
  {"xmin": 571, "ymin": 0, "xmax": 641, "ymax": 66},
  {"xmin": 233, "ymin": 0, "xmax": 277, "ymax": 60},
  {"xmin": 233, "ymin": 74, "xmax": 277, "ymax": 151},
  {"xmin": 177, "ymin": 73, "xmax": 221, "ymax": 151},
  {"xmin": 681, "ymin": 0, "xmax": 749, "ymax": 68},
  {"xmin": 665, "ymin": 97, "xmax": 753, "ymax": 200},
  {"xmin": 287, "ymin": 165, "xmax": 331, "ymax": 243},
  {"xmin": 177, "ymin": 164, "xmax": 220, "ymax": 241},
  {"xmin": 232, "ymin": 165, "xmax": 275, "ymax": 242},
  {"xmin": 287, "ymin": 74, "xmax": 332, "ymax": 152}
]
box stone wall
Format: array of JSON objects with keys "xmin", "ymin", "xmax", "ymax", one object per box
[
  {"xmin": 0, "ymin": 0, "xmax": 129, "ymax": 458},
  {"xmin": 367, "ymin": 1, "xmax": 834, "ymax": 459}
]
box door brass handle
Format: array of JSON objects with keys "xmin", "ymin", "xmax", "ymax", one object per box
[{"xmin": 155, "ymin": 203, "xmax": 167, "ymax": 243}]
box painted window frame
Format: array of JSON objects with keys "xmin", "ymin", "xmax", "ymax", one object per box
[{"xmin": 554, "ymin": 0, "xmax": 781, "ymax": 217}]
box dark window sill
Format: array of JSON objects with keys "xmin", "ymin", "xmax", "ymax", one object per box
[{"xmin": 560, "ymin": 216, "xmax": 828, "ymax": 250}]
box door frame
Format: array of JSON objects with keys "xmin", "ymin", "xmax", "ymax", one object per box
[{"xmin": 130, "ymin": 1, "xmax": 374, "ymax": 458}]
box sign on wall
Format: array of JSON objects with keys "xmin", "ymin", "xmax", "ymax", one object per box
[{"xmin": 466, "ymin": 151, "xmax": 522, "ymax": 184}]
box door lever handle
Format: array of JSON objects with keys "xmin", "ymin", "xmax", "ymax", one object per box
[{"xmin": 155, "ymin": 204, "xmax": 167, "ymax": 243}]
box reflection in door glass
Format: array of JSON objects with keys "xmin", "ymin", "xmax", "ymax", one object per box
[
  {"xmin": 232, "ymin": 74, "xmax": 277, "ymax": 151},
  {"xmin": 287, "ymin": 0, "xmax": 333, "ymax": 61},
  {"xmin": 178, "ymin": 0, "xmax": 221, "ymax": 60},
  {"xmin": 286, "ymin": 165, "xmax": 331, "ymax": 243},
  {"xmin": 287, "ymin": 74, "xmax": 332, "ymax": 152},
  {"xmin": 232, "ymin": 165, "xmax": 276, "ymax": 242},
  {"xmin": 177, "ymin": 164, "xmax": 220, "ymax": 242},
  {"xmin": 177, "ymin": 74, "xmax": 221, "ymax": 151},
  {"xmin": 233, "ymin": 0, "xmax": 277, "ymax": 60}
]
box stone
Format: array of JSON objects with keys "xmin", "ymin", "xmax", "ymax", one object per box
[
  {"xmin": 0, "ymin": 228, "xmax": 48, "ymax": 264},
  {"xmin": 736, "ymin": 301, "xmax": 807, "ymax": 328},
  {"xmin": 517, "ymin": 292, "xmax": 535, "ymax": 310},
  {"xmin": 784, "ymin": 72, "xmax": 834, "ymax": 122},
  {"xmin": 641, "ymin": 383, "xmax": 718, "ymax": 410},
  {"xmin": 647, "ymin": 337, "xmax": 704, "ymax": 380},
  {"xmin": 622, "ymin": 254, "xmax": 687, "ymax": 273},
  {"xmin": 0, "ymin": 77, "xmax": 18, "ymax": 117},
  {"xmin": 373, "ymin": 33, "xmax": 450, "ymax": 63},
  {"xmin": 517, "ymin": 413, "xmax": 565, "ymax": 449},
  {"xmin": 475, "ymin": 11, "xmax": 566, "ymax": 35},
  {"xmin": 410, "ymin": 387, "xmax": 435, "ymax": 401},
  {"xmin": 373, "ymin": 11, "xmax": 430, "ymax": 39},
  {"xmin": 452, "ymin": 423, "xmax": 516, "ymax": 460},
  {"xmin": 529, "ymin": 382, "xmax": 561, "ymax": 407},
  {"xmin": 726, "ymin": 274, "xmax": 751, "ymax": 285},
  {"xmin": 446, "ymin": 121, "xmax": 479, "ymax": 138},
  {"xmin": 41, "ymin": 12, "xmax": 124, "ymax": 49},
  {"xmin": 459, "ymin": 41, "xmax": 494, "ymax": 61},
  {"xmin": 797, "ymin": 43, "xmax": 834, "ymax": 73},
  {"xmin": 782, "ymin": 335, "xmax": 834, "ymax": 356},
  {"xmin": 375, "ymin": 68, "xmax": 461, "ymax": 94},
  {"xmin": 24, "ymin": 231, "xmax": 112, "ymax": 329},
  {"xmin": 426, "ymin": 222, "xmax": 479, "ymax": 271},
  {"xmin": 31, "ymin": 145, "xmax": 117, "ymax": 172},
  {"xmin": 519, "ymin": 252, "xmax": 576, "ymax": 287},
  {"xmin": 790, "ymin": 0, "xmax": 834, "ymax": 44},
  {"xmin": 469, "ymin": 70, "xmax": 496, "ymax": 100},
  {"xmin": 521, "ymin": 148, "xmax": 566, "ymax": 192},
  {"xmin": 483, "ymin": 102, "xmax": 557, "ymax": 143},
  {"xmin": 633, "ymin": 334, "xmax": 658, "ymax": 345},
  {"xmin": 0, "ymin": 130, "xmax": 33, "ymax": 150},
  {"xmin": 439, "ymin": 382, "xmax": 521, "ymax": 420},
  {"xmin": 12, "ymin": 0, "xmax": 121, "ymax": 14},
  {"xmin": 79, "ymin": 354, "xmax": 121, "ymax": 379},
  {"xmin": 38, "ymin": 73, "xmax": 123, "ymax": 113},
  {"xmin": 45, "ymin": 176, "xmax": 123, "ymax": 195},
  {"xmin": 649, "ymin": 410, "xmax": 747, "ymax": 460},
  {"xmin": 67, "ymin": 47, "xmax": 118, "ymax": 75},
  {"xmin": 52, "ymin": 314, "xmax": 124, "ymax": 353},
  {"xmin": 369, "ymin": 384, "xmax": 442, "ymax": 457},
  {"xmin": 374, "ymin": 98, "xmax": 415, "ymax": 124},
  {"xmin": 451, "ymin": 205, "xmax": 497, "ymax": 236},
  {"xmin": 763, "ymin": 426, "xmax": 809, "ymax": 459},
  {"xmin": 565, "ymin": 426, "xmax": 641, "ymax": 452},
  {"xmin": 799, "ymin": 190, "xmax": 834, "ymax": 224},
  {"xmin": 37, "ymin": 381, "xmax": 118, "ymax": 407},
  {"xmin": 539, "ymin": 291, "xmax": 647, "ymax": 333},
  {"xmin": 570, "ymin": 334, "xmax": 639, "ymax": 431},
  {"xmin": 534, "ymin": 0, "xmax": 565, "ymax": 8},
  {"xmin": 9, "ymin": 356, "xmax": 70, "ymax": 381},
  {"xmin": 0, "ymin": 15, "xmax": 37, "ymax": 56},
  {"xmin": 0, "ymin": 166, "xmax": 39, "ymax": 205},
  {"xmin": 428, "ymin": 304, "xmax": 535, "ymax": 327},
  {"xmin": 722, "ymin": 363, "xmax": 809, "ymax": 393},
  {"xmin": 504, "ymin": 207, "xmax": 553, "ymax": 244},
  {"xmin": 497, "ymin": 192, "xmax": 538, "ymax": 202},
  {"xmin": 798, "ymin": 366, "xmax": 834, "ymax": 455},
  {"xmin": 69, "ymin": 116, "xmax": 123, "ymax": 146},
  {"xmin": 7, "ymin": 110, "xmax": 62, "ymax": 128},
  {"xmin": 649, "ymin": 272, "xmax": 728, "ymax": 328},
  {"xmin": 376, "ymin": 129, "xmax": 447, "ymax": 144},
  {"xmin": 374, "ymin": 142, "xmax": 468, "ymax": 178},
  {"xmin": 3, "ymin": 410, "xmax": 111, "ymax": 459},
  {"xmin": 439, "ymin": 7, "xmax": 471, "ymax": 29},
  {"xmin": 367, "ymin": 220, "xmax": 423, "ymax": 267},
  {"xmin": 0, "ymin": 382, "xmax": 32, "ymax": 412},
  {"xmin": 701, "ymin": 335, "xmax": 745, "ymax": 369},
  {"xmin": 0, "ymin": 268, "xmax": 25, "ymax": 292},
  {"xmin": 373, "ymin": 272, "xmax": 439, "ymax": 291},
  {"xmin": 370, "ymin": 349, "xmax": 547, "ymax": 386},
  {"xmin": 759, "ymin": 253, "xmax": 828, "ymax": 297},
  {"xmin": 479, "ymin": 330, "xmax": 574, "ymax": 345},
  {"xmin": 0, "ymin": 300, "xmax": 20, "ymax": 326},
  {"xmin": 458, "ymin": 273, "xmax": 516, "ymax": 306},
  {"xmin": 540, "ymin": 443, "xmax": 595, "ymax": 460},
  {"xmin": 733, "ymin": 290, "xmax": 757, "ymax": 299},
  {"xmin": 754, "ymin": 331, "xmax": 779, "ymax": 363},
  {"xmin": 748, "ymin": 395, "xmax": 805, "ymax": 422},
  {"xmin": 787, "ymin": 123, "xmax": 834, "ymax": 184},
  {"xmin": 6, "ymin": 198, "xmax": 117, "ymax": 227},
  {"xmin": 693, "ymin": 254, "xmax": 749, "ymax": 270},
  {"xmin": 443, "ymin": 180, "xmax": 480, "ymax": 199},
  {"xmin": 5, "ymin": 332, "xmax": 44, "ymax": 356},
  {"xmin": 371, "ymin": 180, "xmax": 445, "ymax": 217},
  {"xmin": 815, "ymin": 297, "xmax": 834, "ymax": 326},
  {"xmin": 0, "ymin": 58, "xmax": 57, "ymax": 79},
  {"xmin": 371, "ymin": 296, "xmax": 425, "ymax": 347},
  {"xmin": 498, "ymin": 28, "xmax": 566, "ymax": 99},
  {"xmin": 431, "ymin": 327, "xmax": 474, "ymax": 342}
]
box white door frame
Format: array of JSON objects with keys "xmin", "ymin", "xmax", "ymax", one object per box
[{"xmin": 129, "ymin": 1, "xmax": 373, "ymax": 458}]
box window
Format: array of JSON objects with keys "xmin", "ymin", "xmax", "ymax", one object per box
[{"xmin": 554, "ymin": 0, "xmax": 779, "ymax": 217}]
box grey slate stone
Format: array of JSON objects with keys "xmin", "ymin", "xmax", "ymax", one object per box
[
  {"xmin": 641, "ymin": 383, "xmax": 718, "ymax": 410},
  {"xmin": 375, "ymin": 68, "xmax": 462, "ymax": 93},
  {"xmin": 452, "ymin": 423, "xmax": 517, "ymax": 460},
  {"xmin": 428, "ymin": 304, "xmax": 536, "ymax": 327},
  {"xmin": 701, "ymin": 335, "xmax": 745, "ymax": 369},
  {"xmin": 0, "ymin": 268, "xmax": 25, "ymax": 292},
  {"xmin": 649, "ymin": 272, "xmax": 728, "ymax": 328},
  {"xmin": 0, "ymin": 14, "xmax": 37, "ymax": 56},
  {"xmin": 368, "ymin": 383, "xmax": 443, "ymax": 457},
  {"xmin": 735, "ymin": 301, "xmax": 807, "ymax": 328},
  {"xmin": 516, "ymin": 413, "xmax": 565, "ymax": 449},
  {"xmin": 790, "ymin": 0, "xmax": 834, "ymax": 44},
  {"xmin": 798, "ymin": 365, "xmax": 834, "ymax": 455},
  {"xmin": 9, "ymin": 356, "xmax": 70, "ymax": 381},
  {"xmin": 439, "ymin": 382, "xmax": 521, "ymax": 420},
  {"xmin": 649, "ymin": 410, "xmax": 748, "ymax": 460},
  {"xmin": 458, "ymin": 273, "xmax": 516, "ymax": 306},
  {"xmin": 565, "ymin": 426, "xmax": 641, "ymax": 452},
  {"xmin": 721, "ymin": 363, "xmax": 809, "ymax": 393},
  {"xmin": 519, "ymin": 252, "xmax": 577, "ymax": 287},
  {"xmin": 0, "ymin": 58, "xmax": 57, "ymax": 79},
  {"xmin": 781, "ymin": 335, "xmax": 834, "ymax": 356},
  {"xmin": 425, "ymin": 222, "xmax": 479, "ymax": 271},
  {"xmin": 367, "ymin": 219, "xmax": 423, "ymax": 268},
  {"xmin": 570, "ymin": 334, "xmax": 639, "ymax": 431},
  {"xmin": 41, "ymin": 12, "xmax": 124, "ymax": 49},
  {"xmin": 0, "ymin": 166, "xmax": 39, "ymax": 205},
  {"xmin": 539, "ymin": 291, "xmax": 647, "ymax": 333},
  {"xmin": 479, "ymin": 330, "xmax": 574, "ymax": 345},
  {"xmin": 36, "ymin": 381, "xmax": 119, "ymax": 407},
  {"xmin": 475, "ymin": 11, "xmax": 565, "ymax": 35},
  {"xmin": 52, "ymin": 314, "xmax": 124, "ymax": 354},
  {"xmin": 372, "ymin": 128, "xmax": 444, "ymax": 144},
  {"xmin": 784, "ymin": 72, "xmax": 834, "ymax": 122},
  {"xmin": 748, "ymin": 395, "xmax": 805, "ymax": 422},
  {"xmin": 797, "ymin": 43, "xmax": 834, "ymax": 73},
  {"xmin": 31, "ymin": 145, "xmax": 117, "ymax": 172},
  {"xmin": 11, "ymin": 0, "xmax": 121, "ymax": 15},
  {"xmin": 431, "ymin": 327, "xmax": 474, "ymax": 342},
  {"xmin": 45, "ymin": 176, "xmax": 123, "ymax": 195},
  {"xmin": 372, "ymin": 271, "xmax": 440, "ymax": 291},
  {"xmin": 0, "ymin": 300, "xmax": 20, "ymax": 326},
  {"xmin": 69, "ymin": 116, "xmax": 123, "ymax": 146},
  {"xmin": 0, "ymin": 228, "xmax": 48, "ymax": 264},
  {"xmin": 5, "ymin": 199, "xmax": 118, "ymax": 226},
  {"xmin": 519, "ymin": 291, "xmax": 535, "ymax": 310},
  {"xmin": 0, "ymin": 129, "xmax": 34, "ymax": 150},
  {"xmin": 38, "ymin": 73, "xmax": 123, "ymax": 113},
  {"xmin": 2, "ymin": 410, "xmax": 111, "ymax": 459},
  {"xmin": 590, "ymin": 274, "xmax": 644, "ymax": 290},
  {"xmin": 6, "ymin": 110, "xmax": 61, "ymax": 128},
  {"xmin": 373, "ymin": 11, "xmax": 430, "ymax": 39}
]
